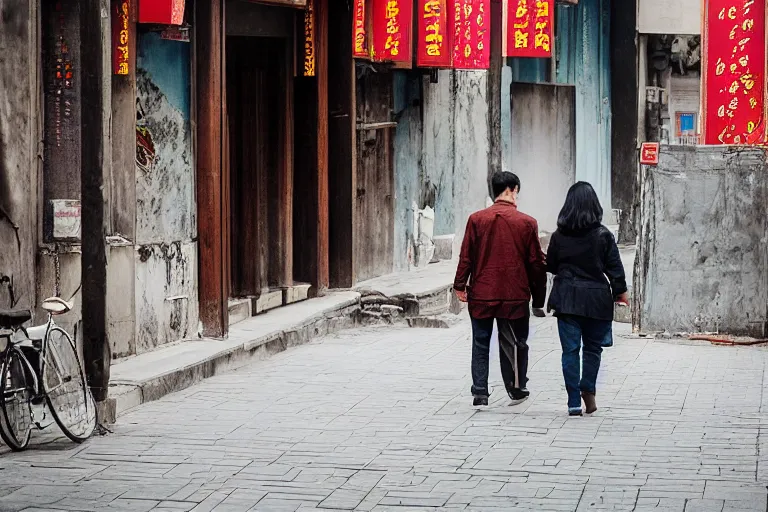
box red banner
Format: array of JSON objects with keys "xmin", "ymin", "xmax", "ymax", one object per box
[
  {"xmin": 417, "ymin": 0, "xmax": 454, "ymax": 67},
  {"xmin": 304, "ymin": 0, "xmax": 315, "ymax": 76},
  {"xmin": 452, "ymin": 0, "xmax": 490, "ymax": 69},
  {"xmin": 112, "ymin": 0, "xmax": 130, "ymax": 75},
  {"xmin": 371, "ymin": 0, "xmax": 413, "ymax": 62},
  {"xmin": 504, "ymin": 0, "xmax": 553, "ymax": 58},
  {"xmin": 703, "ymin": 0, "xmax": 766, "ymax": 144},
  {"xmin": 353, "ymin": 0, "xmax": 369, "ymax": 58}
]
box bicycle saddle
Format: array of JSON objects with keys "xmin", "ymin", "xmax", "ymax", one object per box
[
  {"xmin": 0, "ymin": 309, "xmax": 32, "ymax": 329},
  {"xmin": 42, "ymin": 297, "xmax": 73, "ymax": 315}
]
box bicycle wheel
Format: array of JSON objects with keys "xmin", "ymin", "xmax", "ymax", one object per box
[
  {"xmin": 0, "ymin": 346, "xmax": 34, "ymax": 451},
  {"xmin": 42, "ymin": 327, "xmax": 96, "ymax": 443}
]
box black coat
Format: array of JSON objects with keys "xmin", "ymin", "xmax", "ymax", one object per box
[{"xmin": 546, "ymin": 225, "xmax": 627, "ymax": 321}]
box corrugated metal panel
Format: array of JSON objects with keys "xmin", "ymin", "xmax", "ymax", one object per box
[{"xmin": 508, "ymin": 0, "xmax": 612, "ymax": 211}]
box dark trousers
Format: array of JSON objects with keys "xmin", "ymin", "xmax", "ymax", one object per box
[
  {"xmin": 470, "ymin": 316, "xmax": 529, "ymax": 398},
  {"xmin": 557, "ymin": 314, "xmax": 611, "ymax": 409}
]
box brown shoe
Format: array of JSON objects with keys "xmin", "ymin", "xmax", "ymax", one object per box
[{"xmin": 582, "ymin": 392, "xmax": 597, "ymax": 414}]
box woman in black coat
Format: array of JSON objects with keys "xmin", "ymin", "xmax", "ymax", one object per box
[{"xmin": 546, "ymin": 182, "xmax": 628, "ymax": 417}]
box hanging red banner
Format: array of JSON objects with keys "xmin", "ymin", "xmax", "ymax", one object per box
[
  {"xmin": 503, "ymin": 0, "xmax": 553, "ymax": 58},
  {"xmin": 353, "ymin": 0, "xmax": 369, "ymax": 58},
  {"xmin": 417, "ymin": 0, "xmax": 454, "ymax": 67},
  {"xmin": 702, "ymin": 0, "xmax": 766, "ymax": 145},
  {"xmin": 371, "ymin": 0, "xmax": 413, "ymax": 62},
  {"xmin": 138, "ymin": 0, "xmax": 184, "ymax": 25},
  {"xmin": 112, "ymin": 0, "xmax": 130, "ymax": 75},
  {"xmin": 452, "ymin": 0, "xmax": 490, "ymax": 69}
]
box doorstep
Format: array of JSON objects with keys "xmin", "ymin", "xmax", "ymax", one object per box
[{"xmin": 108, "ymin": 292, "xmax": 360, "ymax": 417}]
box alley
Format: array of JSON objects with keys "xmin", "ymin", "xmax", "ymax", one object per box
[{"xmin": 2, "ymin": 318, "xmax": 768, "ymax": 512}]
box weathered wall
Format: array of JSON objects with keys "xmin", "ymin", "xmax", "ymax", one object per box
[
  {"xmin": 134, "ymin": 31, "xmax": 198, "ymax": 353},
  {"xmin": 634, "ymin": 146, "xmax": 768, "ymax": 337},
  {"xmin": 0, "ymin": 0, "xmax": 37, "ymax": 314},
  {"xmin": 393, "ymin": 70, "xmax": 490, "ymax": 270},
  {"xmin": 509, "ymin": 83, "xmax": 576, "ymax": 233}
]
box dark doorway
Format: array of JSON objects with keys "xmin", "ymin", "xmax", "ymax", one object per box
[{"xmin": 226, "ymin": 36, "xmax": 291, "ymax": 299}]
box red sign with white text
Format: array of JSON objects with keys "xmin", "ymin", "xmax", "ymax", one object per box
[
  {"xmin": 504, "ymin": 0, "xmax": 553, "ymax": 58},
  {"xmin": 640, "ymin": 143, "xmax": 660, "ymax": 166},
  {"xmin": 371, "ymin": 0, "xmax": 413, "ymax": 63},
  {"xmin": 417, "ymin": 0, "xmax": 454, "ymax": 67},
  {"xmin": 353, "ymin": 0, "xmax": 369, "ymax": 58},
  {"xmin": 703, "ymin": 0, "xmax": 766, "ymax": 144},
  {"xmin": 452, "ymin": 0, "xmax": 490, "ymax": 69}
]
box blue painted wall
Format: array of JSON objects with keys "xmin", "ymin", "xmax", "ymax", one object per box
[{"xmin": 507, "ymin": 0, "xmax": 612, "ymax": 211}]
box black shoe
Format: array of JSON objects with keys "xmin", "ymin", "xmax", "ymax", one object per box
[
  {"xmin": 473, "ymin": 396, "xmax": 489, "ymax": 407},
  {"xmin": 569, "ymin": 407, "xmax": 584, "ymax": 417},
  {"xmin": 508, "ymin": 387, "xmax": 530, "ymax": 405}
]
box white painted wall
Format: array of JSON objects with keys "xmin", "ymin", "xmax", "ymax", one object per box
[{"xmin": 638, "ymin": 0, "xmax": 701, "ymax": 35}]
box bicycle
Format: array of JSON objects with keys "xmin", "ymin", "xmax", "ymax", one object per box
[{"xmin": 0, "ymin": 297, "xmax": 96, "ymax": 451}]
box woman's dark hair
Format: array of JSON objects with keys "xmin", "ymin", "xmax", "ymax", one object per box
[
  {"xmin": 491, "ymin": 171, "xmax": 521, "ymax": 199},
  {"xmin": 557, "ymin": 181, "xmax": 603, "ymax": 231}
]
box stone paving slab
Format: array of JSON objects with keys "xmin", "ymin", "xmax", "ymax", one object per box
[{"xmin": 2, "ymin": 317, "xmax": 768, "ymax": 511}]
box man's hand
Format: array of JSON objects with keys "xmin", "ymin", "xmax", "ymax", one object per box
[
  {"xmin": 616, "ymin": 292, "xmax": 630, "ymax": 306},
  {"xmin": 455, "ymin": 290, "xmax": 468, "ymax": 303},
  {"xmin": 532, "ymin": 308, "xmax": 546, "ymax": 318}
]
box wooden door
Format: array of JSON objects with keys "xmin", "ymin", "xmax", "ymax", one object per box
[
  {"xmin": 354, "ymin": 70, "xmax": 395, "ymax": 282},
  {"xmin": 226, "ymin": 37, "xmax": 286, "ymax": 297}
]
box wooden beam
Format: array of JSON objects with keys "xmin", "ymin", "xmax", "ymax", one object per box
[
  {"xmin": 80, "ymin": 0, "xmax": 110, "ymax": 403},
  {"xmin": 195, "ymin": 0, "xmax": 227, "ymax": 337},
  {"xmin": 316, "ymin": 0, "xmax": 330, "ymax": 293},
  {"xmin": 278, "ymin": 39, "xmax": 295, "ymax": 288}
]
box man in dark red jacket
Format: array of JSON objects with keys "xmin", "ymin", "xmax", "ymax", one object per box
[{"xmin": 454, "ymin": 172, "xmax": 547, "ymax": 407}]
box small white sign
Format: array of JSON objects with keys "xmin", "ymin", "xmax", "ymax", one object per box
[{"xmin": 51, "ymin": 199, "xmax": 81, "ymax": 240}]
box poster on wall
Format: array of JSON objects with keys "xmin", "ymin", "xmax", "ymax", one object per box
[
  {"xmin": 417, "ymin": 0, "xmax": 454, "ymax": 67},
  {"xmin": 370, "ymin": 0, "xmax": 413, "ymax": 63},
  {"xmin": 503, "ymin": 0, "xmax": 554, "ymax": 58},
  {"xmin": 702, "ymin": 0, "xmax": 766, "ymax": 145},
  {"xmin": 452, "ymin": 0, "xmax": 490, "ymax": 69}
]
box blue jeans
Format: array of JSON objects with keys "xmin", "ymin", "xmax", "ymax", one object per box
[
  {"xmin": 470, "ymin": 316, "xmax": 529, "ymax": 397},
  {"xmin": 557, "ymin": 315, "xmax": 611, "ymax": 409}
]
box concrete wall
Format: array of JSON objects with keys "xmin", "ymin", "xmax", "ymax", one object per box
[
  {"xmin": 134, "ymin": 31, "xmax": 198, "ymax": 354},
  {"xmin": 638, "ymin": 0, "xmax": 700, "ymax": 35},
  {"xmin": 0, "ymin": 0, "xmax": 38, "ymax": 315},
  {"xmin": 393, "ymin": 70, "xmax": 491, "ymax": 271},
  {"xmin": 509, "ymin": 83, "xmax": 576, "ymax": 233},
  {"xmin": 634, "ymin": 146, "xmax": 768, "ymax": 337}
]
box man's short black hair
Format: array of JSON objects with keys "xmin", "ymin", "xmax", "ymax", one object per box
[{"xmin": 491, "ymin": 171, "xmax": 521, "ymax": 199}]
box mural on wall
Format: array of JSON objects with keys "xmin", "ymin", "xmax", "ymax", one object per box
[{"xmin": 135, "ymin": 30, "xmax": 193, "ymax": 243}]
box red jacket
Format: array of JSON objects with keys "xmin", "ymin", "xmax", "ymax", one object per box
[{"xmin": 454, "ymin": 200, "xmax": 547, "ymax": 319}]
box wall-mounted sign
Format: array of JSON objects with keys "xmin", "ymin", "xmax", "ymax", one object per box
[
  {"xmin": 640, "ymin": 142, "xmax": 660, "ymax": 166},
  {"xmin": 503, "ymin": 0, "xmax": 554, "ymax": 58},
  {"xmin": 112, "ymin": 0, "xmax": 130, "ymax": 75},
  {"xmin": 452, "ymin": 0, "xmax": 490, "ymax": 69},
  {"xmin": 138, "ymin": 0, "xmax": 185, "ymax": 25},
  {"xmin": 51, "ymin": 200, "xmax": 82, "ymax": 241},
  {"xmin": 702, "ymin": 0, "xmax": 766, "ymax": 144},
  {"xmin": 160, "ymin": 26, "xmax": 190, "ymax": 42},
  {"xmin": 417, "ymin": 0, "xmax": 454, "ymax": 67},
  {"xmin": 371, "ymin": 0, "xmax": 413, "ymax": 63},
  {"xmin": 304, "ymin": 0, "xmax": 316, "ymax": 76},
  {"xmin": 353, "ymin": 0, "xmax": 369, "ymax": 58}
]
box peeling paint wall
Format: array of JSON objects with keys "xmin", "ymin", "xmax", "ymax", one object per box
[
  {"xmin": 0, "ymin": 0, "xmax": 37, "ymax": 314},
  {"xmin": 393, "ymin": 70, "xmax": 490, "ymax": 270},
  {"xmin": 134, "ymin": 30, "xmax": 198, "ymax": 353},
  {"xmin": 634, "ymin": 146, "xmax": 768, "ymax": 337}
]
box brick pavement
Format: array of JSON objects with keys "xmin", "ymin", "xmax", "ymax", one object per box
[{"xmin": 1, "ymin": 318, "xmax": 768, "ymax": 511}]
